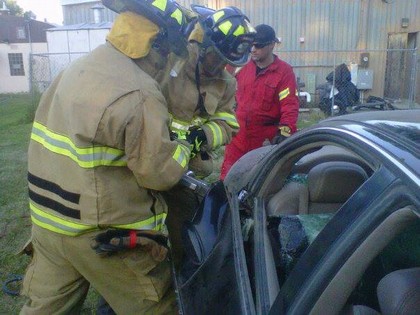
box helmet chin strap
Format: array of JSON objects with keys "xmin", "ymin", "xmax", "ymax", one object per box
[{"xmin": 194, "ymin": 57, "xmax": 206, "ymax": 115}]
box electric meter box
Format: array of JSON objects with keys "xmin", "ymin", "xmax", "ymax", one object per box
[{"xmin": 357, "ymin": 69, "xmax": 374, "ymax": 90}]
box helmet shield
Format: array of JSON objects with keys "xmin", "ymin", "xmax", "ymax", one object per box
[
  {"xmin": 192, "ymin": 5, "xmax": 256, "ymax": 67},
  {"xmin": 103, "ymin": 0, "xmax": 192, "ymax": 56}
]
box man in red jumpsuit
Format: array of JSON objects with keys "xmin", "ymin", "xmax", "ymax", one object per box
[{"xmin": 220, "ymin": 24, "xmax": 299, "ymax": 180}]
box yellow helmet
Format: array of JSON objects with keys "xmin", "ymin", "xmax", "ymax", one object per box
[
  {"xmin": 191, "ymin": 5, "xmax": 256, "ymax": 66},
  {"xmin": 103, "ymin": 0, "xmax": 194, "ymax": 56}
]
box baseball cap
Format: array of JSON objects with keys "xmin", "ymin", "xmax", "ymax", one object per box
[{"xmin": 253, "ymin": 24, "xmax": 280, "ymax": 45}]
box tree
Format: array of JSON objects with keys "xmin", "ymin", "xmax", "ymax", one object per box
[
  {"xmin": 3, "ymin": 1, "xmax": 35, "ymax": 19},
  {"xmin": 23, "ymin": 10, "xmax": 37, "ymax": 20},
  {"xmin": 4, "ymin": 0, "xmax": 24, "ymax": 16}
]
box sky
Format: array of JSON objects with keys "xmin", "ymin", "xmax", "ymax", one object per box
[{"xmin": 15, "ymin": 0, "xmax": 64, "ymax": 25}]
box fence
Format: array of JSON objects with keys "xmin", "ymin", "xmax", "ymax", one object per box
[
  {"xmin": 30, "ymin": 48, "xmax": 419, "ymax": 109},
  {"xmin": 275, "ymin": 48, "xmax": 419, "ymax": 108}
]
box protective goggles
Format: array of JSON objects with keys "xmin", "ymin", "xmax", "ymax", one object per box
[
  {"xmin": 252, "ymin": 41, "xmax": 274, "ymax": 49},
  {"xmin": 214, "ymin": 33, "xmax": 255, "ymax": 66}
]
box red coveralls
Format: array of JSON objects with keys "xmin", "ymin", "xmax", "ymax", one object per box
[{"xmin": 220, "ymin": 55, "xmax": 299, "ymax": 180}]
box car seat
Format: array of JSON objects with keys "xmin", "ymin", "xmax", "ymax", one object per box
[
  {"xmin": 377, "ymin": 267, "xmax": 420, "ymax": 314},
  {"xmin": 341, "ymin": 268, "xmax": 420, "ymax": 315},
  {"xmin": 267, "ymin": 161, "xmax": 368, "ymax": 216}
]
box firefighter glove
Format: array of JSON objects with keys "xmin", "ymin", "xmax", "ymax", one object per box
[
  {"xmin": 271, "ymin": 125, "xmax": 291, "ymax": 144},
  {"xmin": 170, "ymin": 129, "xmax": 188, "ymax": 141},
  {"xmin": 186, "ymin": 128, "xmax": 207, "ymax": 157},
  {"xmin": 91, "ymin": 229, "xmax": 168, "ymax": 261}
]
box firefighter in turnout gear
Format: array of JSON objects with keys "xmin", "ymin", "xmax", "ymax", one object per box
[
  {"xmin": 20, "ymin": 1, "xmax": 196, "ymax": 314},
  {"xmin": 157, "ymin": 5, "xmax": 256, "ymax": 266},
  {"xmin": 159, "ymin": 5, "xmax": 256, "ymax": 178}
]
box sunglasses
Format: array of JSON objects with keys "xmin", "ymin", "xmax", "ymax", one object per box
[{"xmin": 252, "ymin": 41, "xmax": 273, "ymax": 49}]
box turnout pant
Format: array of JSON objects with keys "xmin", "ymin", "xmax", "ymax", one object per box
[{"xmin": 20, "ymin": 225, "xmax": 177, "ymax": 315}]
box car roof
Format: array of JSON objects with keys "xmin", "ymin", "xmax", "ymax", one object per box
[
  {"xmin": 315, "ymin": 109, "xmax": 420, "ymax": 147},
  {"xmin": 324, "ymin": 109, "xmax": 420, "ymax": 124},
  {"xmin": 224, "ymin": 110, "xmax": 420, "ymax": 194},
  {"xmin": 319, "ymin": 110, "xmax": 420, "ymax": 132}
]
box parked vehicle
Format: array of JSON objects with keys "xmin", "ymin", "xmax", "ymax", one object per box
[
  {"xmin": 174, "ymin": 110, "xmax": 420, "ymax": 314},
  {"xmin": 317, "ymin": 63, "xmax": 360, "ymax": 116},
  {"xmin": 351, "ymin": 95, "xmax": 396, "ymax": 112}
]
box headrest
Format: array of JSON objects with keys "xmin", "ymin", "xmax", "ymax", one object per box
[
  {"xmin": 308, "ymin": 161, "xmax": 368, "ymax": 203},
  {"xmin": 377, "ymin": 268, "xmax": 420, "ymax": 314}
]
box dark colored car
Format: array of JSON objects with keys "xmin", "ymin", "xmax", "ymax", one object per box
[{"xmin": 175, "ymin": 110, "xmax": 420, "ymax": 315}]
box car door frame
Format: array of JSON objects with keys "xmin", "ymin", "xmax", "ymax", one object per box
[{"xmin": 239, "ymin": 126, "xmax": 419, "ymax": 314}]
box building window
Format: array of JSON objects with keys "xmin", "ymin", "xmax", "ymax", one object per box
[
  {"xmin": 16, "ymin": 27, "xmax": 26, "ymax": 39},
  {"xmin": 8, "ymin": 53, "xmax": 25, "ymax": 76}
]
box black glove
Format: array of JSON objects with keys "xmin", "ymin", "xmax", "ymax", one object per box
[
  {"xmin": 91, "ymin": 229, "xmax": 131, "ymax": 255},
  {"xmin": 91, "ymin": 229, "xmax": 168, "ymax": 258},
  {"xmin": 186, "ymin": 128, "xmax": 207, "ymax": 157},
  {"xmin": 271, "ymin": 125, "xmax": 292, "ymax": 144}
]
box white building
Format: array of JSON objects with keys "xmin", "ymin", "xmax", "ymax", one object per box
[
  {"xmin": 0, "ymin": 10, "xmax": 54, "ymax": 93},
  {"xmin": 45, "ymin": 22, "xmax": 112, "ymax": 79}
]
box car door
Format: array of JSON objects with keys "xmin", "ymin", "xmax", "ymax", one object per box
[
  {"xmin": 272, "ymin": 167, "xmax": 419, "ymax": 314},
  {"xmin": 241, "ymin": 132, "xmax": 420, "ymax": 314},
  {"xmin": 175, "ymin": 182, "xmax": 256, "ymax": 315}
]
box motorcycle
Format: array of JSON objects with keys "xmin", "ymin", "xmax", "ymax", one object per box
[{"xmin": 316, "ymin": 63, "xmax": 360, "ymax": 116}]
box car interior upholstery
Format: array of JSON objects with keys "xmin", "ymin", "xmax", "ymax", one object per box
[
  {"xmin": 341, "ymin": 267, "xmax": 420, "ymax": 315},
  {"xmin": 257, "ymin": 144, "xmax": 419, "ymax": 314},
  {"xmin": 267, "ymin": 161, "xmax": 368, "ymax": 216},
  {"xmin": 292, "ymin": 145, "xmax": 371, "ymax": 175},
  {"xmin": 311, "ymin": 207, "xmax": 420, "ymax": 314},
  {"xmin": 377, "ymin": 267, "xmax": 420, "ymax": 314}
]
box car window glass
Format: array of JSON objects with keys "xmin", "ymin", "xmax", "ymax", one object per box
[{"xmin": 258, "ymin": 144, "xmax": 372, "ymax": 287}]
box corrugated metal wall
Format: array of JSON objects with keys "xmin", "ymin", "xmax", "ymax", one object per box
[
  {"xmin": 178, "ymin": 0, "xmax": 419, "ymax": 51},
  {"xmin": 63, "ymin": 1, "xmax": 116, "ymax": 25},
  {"xmin": 178, "ymin": 0, "xmax": 419, "ymax": 100},
  {"xmin": 61, "ymin": 0, "xmax": 420, "ymax": 101},
  {"xmin": 63, "ymin": 0, "xmax": 420, "ymax": 51}
]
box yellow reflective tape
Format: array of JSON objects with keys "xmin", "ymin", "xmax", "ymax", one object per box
[
  {"xmin": 211, "ymin": 112, "xmax": 239, "ymax": 129},
  {"xmin": 171, "ymin": 117, "xmax": 209, "ymax": 131},
  {"xmin": 171, "ymin": 8, "xmax": 183, "ymax": 25},
  {"xmin": 180, "ymin": 145, "xmax": 190, "ymax": 167},
  {"xmin": 33, "ymin": 122, "xmax": 123, "ymax": 156},
  {"xmin": 172, "ymin": 144, "xmax": 189, "ymax": 168},
  {"xmin": 114, "ymin": 213, "xmax": 167, "ymax": 231},
  {"xmin": 31, "ymin": 200, "xmax": 167, "ymax": 235},
  {"xmin": 171, "ymin": 120, "xmax": 190, "ymax": 131},
  {"xmin": 233, "ymin": 25, "xmax": 245, "ymax": 37},
  {"xmin": 206, "ymin": 121, "xmax": 223, "ymax": 148},
  {"xmin": 152, "ymin": 0, "xmax": 167, "ymax": 11},
  {"xmin": 212, "ymin": 11, "xmax": 225, "ymax": 22},
  {"xmin": 30, "ymin": 202, "xmax": 96, "ymax": 236},
  {"xmin": 191, "ymin": 116, "xmax": 207, "ymax": 126},
  {"xmin": 279, "ymin": 88, "xmax": 290, "ymax": 101},
  {"xmin": 218, "ymin": 20, "xmax": 233, "ymax": 36},
  {"xmin": 31, "ymin": 121, "xmax": 127, "ymax": 168},
  {"xmin": 31, "ymin": 215, "xmax": 79, "ymax": 236}
]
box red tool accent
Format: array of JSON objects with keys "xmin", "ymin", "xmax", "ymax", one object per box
[{"xmin": 129, "ymin": 230, "xmax": 137, "ymax": 249}]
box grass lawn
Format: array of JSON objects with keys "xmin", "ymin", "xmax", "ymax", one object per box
[
  {"xmin": 0, "ymin": 93, "xmax": 33, "ymax": 314},
  {"xmin": 0, "ymin": 94, "xmax": 98, "ymax": 313},
  {"xmin": 0, "ymin": 93, "xmax": 323, "ymax": 313}
]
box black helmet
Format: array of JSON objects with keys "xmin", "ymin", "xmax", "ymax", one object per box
[
  {"xmin": 192, "ymin": 5, "xmax": 256, "ymax": 66},
  {"xmin": 102, "ymin": 0, "xmax": 193, "ymax": 56}
]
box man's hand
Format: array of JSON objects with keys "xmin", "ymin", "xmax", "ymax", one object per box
[
  {"xmin": 171, "ymin": 127, "xmax": 207, "ymax": 157},
  {"xmin": 91, "ymin": 229, "xmax": 168, "ymax": 261},
  {"xmin": 186, "ymin": 128, "xmax": 207, "ymax": 157},
  {"xmin": 271, "ymin": 125, "xmax": 291, "ymax": 144}
]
